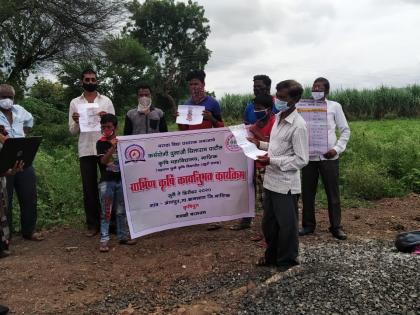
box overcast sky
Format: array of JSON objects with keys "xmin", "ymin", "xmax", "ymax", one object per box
[{"xmin": 188, "ymin": 0, "xmax": 420, "ymax": 97}]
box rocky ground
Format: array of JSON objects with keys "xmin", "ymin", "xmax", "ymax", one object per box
[{"xmin": 0, "ymin": 194, "xmax": 419, "ymax": 314}]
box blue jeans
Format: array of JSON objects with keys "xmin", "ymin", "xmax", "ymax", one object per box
[{"xmin": 98, "ymin": 180, "xmax": 129, "ymax": 242}]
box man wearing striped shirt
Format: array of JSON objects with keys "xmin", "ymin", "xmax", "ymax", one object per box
[{"xmin": 249, "ymin": 80, "xmax": 309, "ymax": 270}]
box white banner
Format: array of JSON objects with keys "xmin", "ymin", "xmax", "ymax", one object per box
[
  {"xmin": 117, "ymin": 128, "xmax": 255, "ymax": 238},
  {"xmin": 296, "ymin": 99, "xmax": 328, "ymax": 155}
]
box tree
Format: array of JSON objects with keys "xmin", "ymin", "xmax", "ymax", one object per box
[
  {"xmin": 127, "ymin": 0, "xmax": 211, "ymax": 102},
  {"xmin": 0, "ymin": 0, "xmax": 122, "ymax": 97},
  {"xmin": 29, "ymin": 78, "xmax": 66, "ymax": 112}
]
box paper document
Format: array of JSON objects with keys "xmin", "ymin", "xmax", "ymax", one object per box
[
  {"xmin": 296, "ymin": 100, "xmax": 328, "ymax": 155},
  {"xmin": 78, "ymin": 102, "xmax": 101, "ymax": 132},
  {"xmin": 229, "ymin": 124, "xmax": 267, "ymax": 160},
  {"xmin": 176, "ymin": 105, "xmax": 204, "ymax": 125}
]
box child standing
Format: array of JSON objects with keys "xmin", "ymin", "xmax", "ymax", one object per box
[{"xmin": 96, "ymin": 114, "xmax": 136, "ymax": 252}]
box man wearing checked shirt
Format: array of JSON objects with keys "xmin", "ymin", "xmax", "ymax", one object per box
[{"xmin": 0, "ymin": 84, "xmax": 44, "ymax": 241}]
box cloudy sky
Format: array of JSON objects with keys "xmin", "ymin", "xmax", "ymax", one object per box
[{"xmin": 187, "ymin": 0, "xmax": 420, "ymax": 97}]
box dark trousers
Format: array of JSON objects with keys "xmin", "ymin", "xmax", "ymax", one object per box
[
  {"xmin": 6, "ymin": 166, "xmax": 37, "ymax": 238},
  {"xmin": 301, "ymin": 159, "xmax": 342, "ymax": 231},
  {"xmin": 262, "ymin": 189, "xmax": 299, "ymax": 265},
  {"xmin": 80, "ymin": 156, "xmax": 101, "ymax": 230}
]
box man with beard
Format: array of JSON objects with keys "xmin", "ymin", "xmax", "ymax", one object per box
[{"xmin": 69, "ymin": 69, "xmax": 115, "ymax": 237}]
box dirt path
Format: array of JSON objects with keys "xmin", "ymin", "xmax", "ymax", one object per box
[{"xmin": 1, "ymin": 194, "xmax": 419, "ymax": 314}]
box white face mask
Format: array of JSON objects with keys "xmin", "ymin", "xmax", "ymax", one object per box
[
  {"xmin": 0, "ymin": 98, "xmax": 14, "ymax": 110},
  {"xmin": 138, "ymin": 96, "xmax": 152, "ymax": 113},
  {"xmin": 311, "ymin": 91, "xmax": 325, "ymax": 100}
]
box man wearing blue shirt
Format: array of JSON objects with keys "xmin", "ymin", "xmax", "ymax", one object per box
[
  {"xmin": 0, "ymin": 84, "xmax": 43, "ymax": 241},
  {"xmin": 243, "ymin": 74, "xmax": 278, "ymax": 125}
]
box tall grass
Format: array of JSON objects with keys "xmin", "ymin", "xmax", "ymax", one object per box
[{"xmin": 219, "ymin": 85, "xmax": 420, "ymax": 121}]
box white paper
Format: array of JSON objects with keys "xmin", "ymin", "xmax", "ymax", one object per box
[
  {"xmin": 296, "ymin": 100, "xmax": 328, "ymax": 155},
  {"xmin": 176, "ymin": 105, "xmax": 204, "ymax": 125},
  {"xmin": 78, "ymin": 102, "xmax": 101, "ymax": 132},
  {"xmin": 228, "ymin": 124, "xmax": 267, "ymax": 160}
]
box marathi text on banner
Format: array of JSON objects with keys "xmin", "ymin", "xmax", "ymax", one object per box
[
  {"xmin": 296, "ymin": 99, "xmax": 328, "ymax": 155},
  {"xmin": 117, "ymin": 128, "xmax": 255, "ymax": 238}
]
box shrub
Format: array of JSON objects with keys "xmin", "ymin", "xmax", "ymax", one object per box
[
  {"xmin": 20, "ymin": 97, "xmax": 76, "ymax": 149},
  {"xmin": 32, "ymin": 147, "xmax": 84, "ymax": 228}
]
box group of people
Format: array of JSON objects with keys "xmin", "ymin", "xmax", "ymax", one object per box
[
  {"xmin": 0, "ymin": 69, "xmax": 350, "ymax": 273},
  {"xmin": 238, "ymin": 75, "xmax": 350, "ymax": 270}
]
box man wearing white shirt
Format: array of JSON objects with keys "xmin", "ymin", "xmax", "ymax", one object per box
[
  {"xmin": 69, "ymin": 69, "xmax": 115, "ymax": 236},
  {"xmin": 299, "ymin": 77, "xmax": 351, "ymax": 240},
  {"xmin": 250, "ymin": 80, "xmax": 309, "ymax": 270}
]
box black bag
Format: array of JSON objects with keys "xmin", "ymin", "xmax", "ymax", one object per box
[{"xmin": 395, "ymin": 230, "xmax": 420, "ymax": 253}]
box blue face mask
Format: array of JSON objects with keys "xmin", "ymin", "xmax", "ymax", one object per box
[
  {"xmin": 254, "ymin": 109, "xmax": 267, "ymax": 120},
  {"xmin": 274, "ymin": 98, "xmax": 289, "ymax": 112}
]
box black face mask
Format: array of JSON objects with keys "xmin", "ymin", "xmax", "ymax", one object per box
[{"xmin": 83, "ymin": 83, "xmax": 97, "ymax": 92}]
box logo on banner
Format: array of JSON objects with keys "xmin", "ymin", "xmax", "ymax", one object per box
[
  {"xmin": 124, "ymin": 144, "xmax": 146, "ymax": 163},
  {"xmin": 225, "ymin": 134, "xmax": 241, "ymax": 152}
]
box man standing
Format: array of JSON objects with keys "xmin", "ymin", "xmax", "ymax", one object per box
[
  {"xmin": 178, "ymin": 70, "xmax": 224, "ymax": 131},
  {"xmin": 231, "ymin": 75, "xmax": 278, "ymax": 232},
  {"xmin": 243, "ymin": 74, "xmax": 278, "ymax": 125},
  {"xmin": 178, "ymin": 70, "xmax": 224, "ymax": 230},
  {"xmin": 299, "ymin": 77, "xmax": 351, "ymax": 240},
  {"xmin": 250, "ymin": 80, "xmax": 309, "ymax": 270},
  {"xmin": 0, "ymin": 84, "xmax": 43, "ymax": 241},
  {"xmin": 124, "ymin": 84, "xmax": 168, "ymax": 135},
  {"xmin": 69, "ymin": 69, "xmax": 115, "ymax": 236}
]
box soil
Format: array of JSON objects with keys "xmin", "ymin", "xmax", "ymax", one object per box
[{"xmin": 1, "ymin": 194, "xmax": 419, "ymax": 315}]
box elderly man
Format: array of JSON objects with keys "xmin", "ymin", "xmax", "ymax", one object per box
[
  {"xmin": 69, "ymin": 69, "xmax": 115, "ymax": 236},
  {"xmin": 250, "ymin": 80, "xmax": 309, "ymax": 270},
  {"xmin": 0, "ymin": 84, "xmax": 43, "ymax": 241}
]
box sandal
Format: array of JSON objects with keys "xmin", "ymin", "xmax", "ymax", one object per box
[
  {"xmin": 119, "ymin": 239, "xmax": 137, "ymax": 245},
  {"xmin": 256, "ymin": 240, "xmax": 267, "ymax": 248},
  {"xmin": 230, "ymin": 224, "xmax": 251, "ymax": 231},
  {"xmin": 255, "ymin": 256, "xmax": 275, "ymax": 267},
  {"xmin": 25, "ymin": 232, "xmax": 44, "ymax": 241},
  {"xmin": 207, "ymin": 223, "xmax": 222, "ymax": 231},
  {"xmin": 251, "ymin": 234, "xmax": 264, "ymax": 242},
  {"xmin": 85, "ymin": 229, "xmax": 98, "ymax": 237},
  {"xmin": 99, "ymin": 241, "xmax": 109, "ymax": 252}
]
